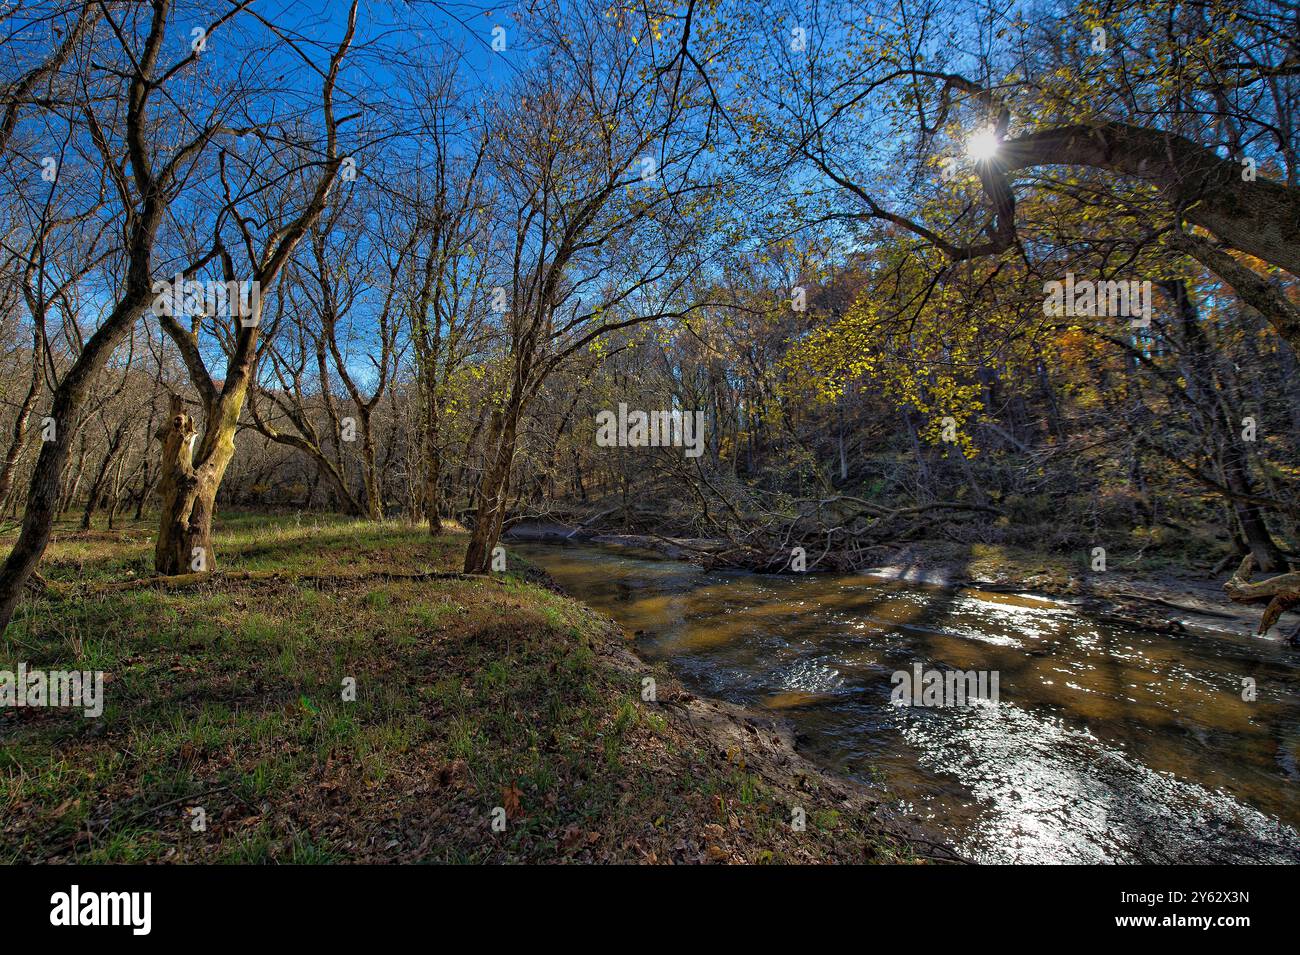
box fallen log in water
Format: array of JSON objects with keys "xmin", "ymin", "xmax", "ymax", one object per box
[{"xmin": 1224, "ymin": 554, "xmax": 1300, "ymax": 640}]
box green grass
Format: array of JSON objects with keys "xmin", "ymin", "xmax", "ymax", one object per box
[{"xmin": 0, "ymin": 512, "xmax": 907, "ymax": 864}]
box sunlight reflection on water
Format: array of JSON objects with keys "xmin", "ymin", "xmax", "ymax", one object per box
[{"xmin": 517, "ymin": 542, "xmax": 1300, "ymax": 863}]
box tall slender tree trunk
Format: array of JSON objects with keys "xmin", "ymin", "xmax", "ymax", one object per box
[
  {"xmin": 61, "ymin": 434, "xmax": 88, "ymax": 514},
  {"xmin": 106, "ymin": 454, "xmax": 128, "ymax": 530},
  {"xmin": 463, "ymin": 404, "xmax": 521, "ymax": 573},
  {"xmin": 359, "ymin": 407, "xmax": 382, "ymax": 521},
  {"xmin": 1165, "ymin": 279, "xmax": 1287, "ymax": 572},
  {"xmin": 0, "ymin": 338, "xmax": 44, "ymax": 506},
  {"xmin": 424, "ymin": 449, "xmax": 443, "ymax": 536},
  {"xmin": 303, "ymin": 464, "xmax": 320, "ymax": 509},
  {"xmin": 1273, "ymin": 343, "xmax": 1300, "ymax": 439},
  {"xmin": 422, "ymin": 385, "xmax": 444, "ymax": 535},
  {"xmin": 903, "ymin": 408, "xmax": 932, "ymax": 501},
  {"xmin": 1220, "ymin": 439, "xmax": 1286, "ymax": 571},
  {"xmin": 0, "ymin": 296, "xmax": 149, "ymax": 631},
  {"xmin": 81, "ymin": 431, "xmax": 124, "ymax": 530},
  {"xmin": 133, "ymin": 465, "xmax": 158, "ymax": 521},
  {"xmin": 571, "ymin": 448, "xmax": 586, "ymax": 502}
]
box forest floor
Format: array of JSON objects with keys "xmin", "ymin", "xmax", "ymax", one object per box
[{"xmin": 0, "ymin": 512, "xmax": 935, "ymax": 864}]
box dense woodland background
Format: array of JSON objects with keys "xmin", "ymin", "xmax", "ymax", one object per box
[{"xmin": 1, "ymin": 0, "xmax": 1298, "ymax": 611}]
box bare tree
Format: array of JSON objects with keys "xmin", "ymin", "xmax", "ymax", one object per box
[
  {"xmin": 401, "ymin": 64, "xmax": 494, "ymax": 534},
  {"xmin": 460, "ymin": 0, "xmax": 725, "ymax": 571},
  {"xmin": 0, "ymin": 0, "xmax": 257, "ymax": 630},
  {"xmin": 152, "ymin": 0, "xmax": 360, "ymax": 574}
]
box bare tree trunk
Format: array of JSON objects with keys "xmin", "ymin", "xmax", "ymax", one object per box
[
  {"xmin": 0, "ymin": 298, "xmax": 148, "ymax": 631},
  {"xmin": 0, "ymin": 341, "xmax": 43, "ymax": 506},
  {"xmin": 1165, "ymin": 279, "xmax": 1287, "ymax": 572},
  {"xmin": 106, "ymin": 454, "xmax": 128, "ymax": 530},
  {"xmin": 81, "ymin": 428, "xmax": 125, "ymax": 530},
  {"xmin": 424, "ymin": 448, "xmax": 443, "ymax": 535},
  {"xmin": 133, "ymin": 465, "xmax": 158, "ymax": 521},
  {"xmin": 153, "ymin": 394, "xmax": 237, "ymax": 576},
  {"xmin": 1222, "ymin": 439, "xmax": 1286, "ymax": 572},
  {"xmin": 571, "ymin": 448, "xmax": 586, "ymax": 503},
  {"xmin": 303, "ymin": 464, "xmax": 320, "ymax": 509},
  {"xmin": 358, "ymin": 407, "xmax": 382, "ymax": 520},
  {"xmin": 154, "ymin": 395, "xmax": 202, "ymax": 574},
  {"xmin": 463, "ymin": 406, "xmax": 520, "ymax": 573},
  {"xmin": 61, "ymin": 434, "xmax": 88, "ymax": 514},
  {"xmin": 422, "ymin": 385, "xmax": 443, "ymax": 535}
]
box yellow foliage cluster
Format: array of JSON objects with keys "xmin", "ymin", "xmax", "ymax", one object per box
[{"xmin": 780, "ymin": 277, "xmax": 1004, "ymax": 459}]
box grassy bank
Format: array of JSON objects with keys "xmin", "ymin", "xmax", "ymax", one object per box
[{"xmin": 0, "ymin": 513, "xmax": 915, "ymax": 863}]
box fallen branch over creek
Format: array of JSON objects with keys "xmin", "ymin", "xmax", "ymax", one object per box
[{"xmin": 695, "ymin": 495, "xmax": 1007, "ymax": 572}]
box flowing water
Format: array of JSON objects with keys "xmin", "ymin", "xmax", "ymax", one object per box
[{"xmin": 516, "ymin": 541, "xmax": 1300, "ymax": 864}]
